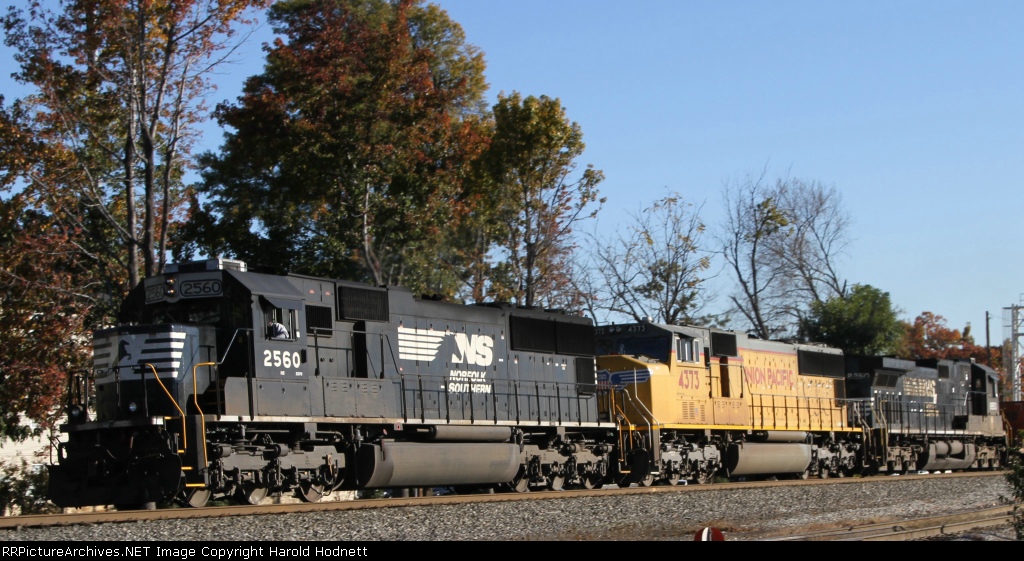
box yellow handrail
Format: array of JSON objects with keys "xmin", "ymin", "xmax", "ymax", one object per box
[
  {"xmin": 144, "ymin": 363, "xmax": 187, "ymax": 453},
  {"xmin": 192, "ymin": 362, "xmax": 216, "ymax": 471}
]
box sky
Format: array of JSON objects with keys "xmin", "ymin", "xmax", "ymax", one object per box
[
  {"xmin": 426, "ymin": 0, "xmax": 1024, "ymax": 341},
  {"xmin": 2, "ymin": 1, "xmax": 1023, "ymax": 342}
]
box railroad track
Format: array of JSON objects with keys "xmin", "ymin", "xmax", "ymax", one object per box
[
  {"xmin": 1, "ymin": 470, "xmax": 1007, "ymax": 532},
  {"xmin": 756, "ymin": 506, "xmax": 1015, "ymax": 541}
]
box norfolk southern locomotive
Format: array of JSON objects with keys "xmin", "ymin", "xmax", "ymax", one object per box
[
  {"xmin": 48, "ymin": 258, "xmax": 611, "ymax": 508},
  {"xmin": 47, "ymin": 259, "xmax": 1009, "ymax": 509}
]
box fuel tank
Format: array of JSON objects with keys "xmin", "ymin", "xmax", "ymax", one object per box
[
  {"xmin": 918, "ymin": 441, "xmax": 977, "ymax": 471},
  {"xmin": 726, "ymin": 442, "xmax": 812, "ymax": 477},
  {"xmin": 356, "ymin": 441, "xmax": 521, "ymax": 488}
]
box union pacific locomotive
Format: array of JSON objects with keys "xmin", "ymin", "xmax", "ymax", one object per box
[
  {"xmin": 596, "ymin": 323, "xmax": 1006, "ymax": 486},
  {"xmin": 46, "ymin": 259, "xmax": 1008, "ymax": 509}
]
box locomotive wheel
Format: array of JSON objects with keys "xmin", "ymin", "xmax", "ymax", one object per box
[
  {"xmin": 666, "ymin": 473, "xmax": 681, "ymax": 486},
  {"xmin": 547, "ymin": 475, "xmax": 565, "ymax": 491},
  {"xmin": 582, "ymin": 474, "xmax": 604, "ymax": 490},
  {"xmin": 694, "ymin": 471, "xmax": 714, "ymax": 485},
  {"xmin": 638, "ymin": 473, "xmax": 656, "ymax": 487},
  {"xmin": 182, "ymin": 488, "xmax": 211, "ymax": 508},
  {"xmin": 236, "ymin": 483, "xmax": 268, "ymax": 505},
  {"xmin": 818, "ymin": 468, "xmax": 830, "ymax": 479},
  {"xmin": 507, "ymin": 467, "xmax": 530, "ymax": 493},
  {"xmin": 297, "ymin": 481, "xmax": 325, "ymax": 503}
]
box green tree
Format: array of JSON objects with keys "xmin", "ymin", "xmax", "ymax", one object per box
[
  {"xmin": 186, "ymin": 0, "xmax": 489, "ymax": 295},
  {"xmin": 0, "ymin": 459, "xmax": 60, "ymax": 516},
  {"xmin": 479, "ymin": 92, "xmax": 604, "ymax": 309},
  {"xmin": 1005, "ymin": 443, "xmax": 1024, "ymax": 539},
  {"xmin": 799, "ymin": 284, "xmax": 903, "ymax": 356}
]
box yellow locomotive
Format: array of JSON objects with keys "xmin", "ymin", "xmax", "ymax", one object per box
[{"xmin": 596, "ymin": 319, "xmax": 862, "ymax": 485}]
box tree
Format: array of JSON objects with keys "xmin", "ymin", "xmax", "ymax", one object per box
[
  {"xmin": 767, "ymin": 179, "xmax": 850, "ymax": 311},
  {"xmin": 799, "ymin": 284, "xmax": 903, "ymax": 356},
  {"xmin": 3, "ymin": 0, "xmax": 269, "ymax": 290},
  {"xmin": 718, "ymin": 171, "xmax": 851, "ymax": 339},
  {"xmin": 1007, "ymin": 446, "xmax": 1024, "ymax": 540},
  {"xmin": 0, "ymin": 458, "xmax": 60, "ymax": 516},
  {"xmin": 0, "ymin": 196, "xmax": 93, "ymax": 442},
  {"xmin": 717, "ymin": 171, "xmax": 791, "ymax": 339},
  {"xmin": 478, "ymin": 92, "xmax": 604, "ymax": 309},
  {"xmin": 896, "ymin": 312, "xmax": 989, "ymax": 362},
  {"xmin": 591, "ymin": 194, "xmax": 712, "ymax": 325},
  {"xmin": 185, "ymin": 0, "xmax": 489, "ymax": 295}
]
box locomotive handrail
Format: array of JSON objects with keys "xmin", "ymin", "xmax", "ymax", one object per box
[
  {"xmin": 747, "ymin": 393, "xmax": 853, "ymax": 431},
  {"xmin": 190, "ymin": 361, "xmax": 216, "ymax": 485},
  {"xmin": 217, "ymin": 328, "xmax": 253, "ymax": 365},
  {"xmin": 630, "ymin": 368, "xmax": 660, "ymax": 428},
  {"xmin": 876, "ymin": 401, "xmax": 890, "ymax": 455},
  {"xmin": 142, "ymin": 363, "xmax": 187, "ymax": 453},
  {"xmin": 614, "ymin": 387, "xmax": 656, "ymax": 477},
  {"xmin": 394, "ymin": 373, "xmax": 597, "ymax": 427},
  {"xmin": 65, "ymin": 369, "xmax": 91, "ymax": 421}
]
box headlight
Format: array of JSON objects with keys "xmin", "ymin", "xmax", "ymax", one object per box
[
  {"xmin": 68, "ymin": 404, "xmax": 83, "ymax": 418},
  {"xmin": 128, "ymin": 401, "xmax": 138, "ymax": 412}
]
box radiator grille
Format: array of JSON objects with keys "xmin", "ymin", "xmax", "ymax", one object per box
[{"xmin": 337, "ymin": 287, "xmax": 388, "ymax": 322}]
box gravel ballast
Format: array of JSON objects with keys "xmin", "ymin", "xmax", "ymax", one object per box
[{"xmin": 0, "ymin": 474, "xmax": 1016, "ymax": 542}]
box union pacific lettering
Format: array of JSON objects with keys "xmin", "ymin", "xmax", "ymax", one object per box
[{"xmin": 744, "ymin": 366, "xmax": 796, "ymax": 388}]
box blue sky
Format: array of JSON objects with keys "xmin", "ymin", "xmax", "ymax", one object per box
[
  {"xmin": 2, "ymin": 1, "xmax": 1022, "ymax": 342},
  {"xmin": 427, "ymin": 0, "xmax": 1024, "ymax": 340}
]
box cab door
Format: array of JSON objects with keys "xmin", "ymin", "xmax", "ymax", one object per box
[{"xmin": 255, "ymin": 297, "xmax": 312, "ymax": 416}]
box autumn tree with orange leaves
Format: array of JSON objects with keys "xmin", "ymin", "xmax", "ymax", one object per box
[
  {"xmin": 896, "ymin": 311, "xmax": 1000, "ymax": 368},
  {"xmin": 0, "ymin": 0, "xmax": 268, "ymax": 442},
  {"xmin": 2, "ymin": 0, "xmax": 270, "ymax": 290},
  {"xmin": 185, "ymin": 0, "xmax": 492, "ymax": 297},
  {"xmin": 0, "ymin": 197, "xmax": 93, "ymax": 441}
]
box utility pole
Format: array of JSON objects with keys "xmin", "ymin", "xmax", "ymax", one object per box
[
  {"xmin": 1007, "ymin": 300, "xmax": 1024, "ymax": 402},
  {"xmin": 986, "ymin": 311, "xmax": 991, "ymax": 366}
]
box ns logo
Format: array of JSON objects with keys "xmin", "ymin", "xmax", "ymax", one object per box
[{"xmin": 451, "ymin": 334, "xmax": 494, "ymax": 366}]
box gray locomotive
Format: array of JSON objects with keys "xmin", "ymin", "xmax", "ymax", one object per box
[
  {"xmin": 48, "ymin": 258, "xmax": 615, "ymax": 508},
  {"xmin": 845, "ymin": 356, "xmax": 1005, "ymax": 474}
]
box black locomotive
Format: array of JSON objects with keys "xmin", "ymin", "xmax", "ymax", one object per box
[
  {"xmin": 48, "ymin": 258, "xmax": 613, "ymax": 508},
  {"xmin": 46, "ymin": 259, "xmax": 1009, "ymax": 509}
]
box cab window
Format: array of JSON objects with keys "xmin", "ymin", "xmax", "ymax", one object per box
[
  {"xmin": 675, "ymin": 337, "xmax": 702, "ymax": 363},
  {"xmin": 262, "ymin": 300, "xmax": 299, "ymax": 341}
]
